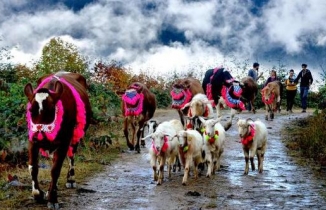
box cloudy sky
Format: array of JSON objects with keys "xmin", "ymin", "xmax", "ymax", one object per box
[{"xmin": 1, "ymin": 0, "xmax": 326, "ymax": 84}]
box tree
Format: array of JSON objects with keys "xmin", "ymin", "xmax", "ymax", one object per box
[
  {"xmin": 92, "ymin": 61, "xmax": 132, "ymax": 91},
  {"xmin": 35, "ymin": 37, "xmax": 88, "ymax": 76}
]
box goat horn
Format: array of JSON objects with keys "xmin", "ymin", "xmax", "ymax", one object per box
[{"xmin": 246, "ymin": 118, "xmax": 254, "ymax": 123}]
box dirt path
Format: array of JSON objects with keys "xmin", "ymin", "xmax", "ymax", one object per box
[{"xmin": 64, "ymin": 109, "xmax": 326, "ymax": 210}]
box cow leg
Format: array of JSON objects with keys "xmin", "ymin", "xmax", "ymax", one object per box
[
  {"xmin": 140, "ymin": 125, "xmax": 147, "ymax": 148},
  {"xmin": 265, "ymin": 105, "xmax": 269, "ymax": 121},
  {"xmin": 28, "ymin": 142, "xmax": 46, "ymax": 202},
  {"xmin": 47, "ymin": 148, "xmax": 68, "ymax": 209},
  {"xmin": 130, "ymin": 119, "xmax": 136, "ymax": 149},
  {"xmin": 251, "ymin": 100, "xmax": 256, "ymax": 114},
  {"xmin": 123, "ymin": 118, "xmax": 134, "ymax": 150},
  {"xmin": 66, "ymin": 146, "xmax": 77, "ymax": 188},
  {"xmin": 177, "ymin": 110, "xmax": 185, "ymax": 126},
  {"xmin": 224, "ymin": 108, "xmax": 237, "ymax": 131},
  {"xmin": 135, "ymin": 118, "xmax": 146, "ymax": 153}
]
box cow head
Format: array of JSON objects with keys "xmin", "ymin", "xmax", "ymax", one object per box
[
  {"xmin": 261, "ymin": 86, "xmax": 274, "ymax": 102},
  {"xmin": 24, "ymin": 81, "xmax": 63, "ymax": 124}
]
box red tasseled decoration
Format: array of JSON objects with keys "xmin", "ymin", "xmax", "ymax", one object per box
[
  {"xmin": 186, "ymin": 123, "xmax": 193, "ymax": 129},
  {"xmin": 261, "ymin": 87, "xmax": 275, "ymax": 105},
  {"xmin": 241, "ymin": 125, "xmax": 256, "ymax": 146},
  {"xmin": 37, "ymin": 132, "xmax": 43, "ymax": 140},
  {"xmin": 67, "ymin": 146, "xmax": 74, "ymax": 157},
  {"xmin": 161, "ymin": 136, "xmax": 169, "ymax": 153}
]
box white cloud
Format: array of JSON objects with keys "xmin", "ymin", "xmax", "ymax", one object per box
[
  {"xmin": 0, "ymin": 0, "xmax": 325, "ymax": 82},
  {"xmin": 263, "ymin": 0, "xmax": 326, "ymax": 52}
]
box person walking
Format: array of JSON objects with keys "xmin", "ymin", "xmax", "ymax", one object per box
[
  {"xmin": 285, "ymin": 69, "xmax": 297, "ymax": 113},
  {"xmin": 263, "ymin": 69, "xmax": 279, "ymax": 87},
  {"xmin": 247, "ymin": 62, "xmax": 263, "ymax": 112},
  {"xmin": 294, "ymin": 63, "xmax": 313, "ymax": 113},
  {"xmin": 248, "ymin": 62, "xmax": 263, "ymax": 82}
]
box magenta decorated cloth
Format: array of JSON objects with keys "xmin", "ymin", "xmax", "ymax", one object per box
[
  {"xmin": 122, "ymin": 89, "xmax": 144, "ymax": 116},
  {"xmin": 26, "ymin": 76, "xmax": 87, "ymax": 157},
  {"xmin": 170, "ymin": 88, "xmax": 192, "ymax": 109},
  {"xmin": 221, "ymin": 86, "xmax": 245, "ymax": 110}
]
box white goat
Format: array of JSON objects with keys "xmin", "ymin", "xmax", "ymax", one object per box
[
  {"xmin": 198, "ymin": 116, "xmax": 225, "ymax": 177},
  {"xmin": 176, "ymin": 130, "xmax": 204, "ymax": 185},
  {"xmin": 182, "ymin": 93, "xmax": 214, "ymax": 130},
  {"xmin": 237, "ymin": 118, "xmax": 267, "ymax": 175},
  {"xmin": 141, "ymin": 119, "xmax": 159, "ymax": 147},
  {"xmin": 142, "ymin": 119, "xmax": 183, "ymax": 185}
]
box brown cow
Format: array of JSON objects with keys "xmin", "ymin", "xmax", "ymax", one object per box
[
  {"xmin": 240, "ymin": 76, "xmax": 259, "ymax": 114},
  {"xmin": 261, "ymin": 81, "xmax": 282, "ymax": 120},
  {"xmin": 24, "ymin": 71, "xmax": 92, "ymax": 209},
  {"xmin": 122, "ymin": 82, "xmax": 156, "ymax": 153},
  {"xmin": 170, "ymin": 77, "xmax": 204, "ymax": 127}
]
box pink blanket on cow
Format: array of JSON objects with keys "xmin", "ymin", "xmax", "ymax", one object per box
[
  {"xmin": 26, "ymin": 76, "xmax": 87, "ymax": 157},
  {"xmin": 170, "ymin": 88, "xmax": 192, "ymax": 109}
]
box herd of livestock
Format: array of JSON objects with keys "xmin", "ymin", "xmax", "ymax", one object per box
[{"xmin": 23, "ymin": 68, "xmax": 281, "ymax": 209}]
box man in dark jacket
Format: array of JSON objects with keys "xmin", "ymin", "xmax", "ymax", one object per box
[{"xmin": 294, "ymin": 63, "xmax": 313, "ymax": 113}]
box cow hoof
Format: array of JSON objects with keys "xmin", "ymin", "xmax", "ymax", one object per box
[
  {"xmin": 47, "ymin": 202, "xmax": 60, "ymax": 209},
  {"xmin": 65, "ymin": 181, "xmax": 76, "ymax": 188},
  {"xmin": 140, "ymin": 140, "xmax": 145, "ymax": 147},
  {"xmin": 135, "ymin": 145, "xmax": 140, "ymax": 153},
  {"xmin": 33, "ymin": 190, "xmax": 46, "ymax": 203},
  {"xmin": 172, "ymin": 165, "xmax": 176, "ymax": 172}
]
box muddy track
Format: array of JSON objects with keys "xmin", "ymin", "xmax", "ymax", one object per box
[{"xmin": 63, "ymin": 109, "xmax": 326, "ymax": 210}]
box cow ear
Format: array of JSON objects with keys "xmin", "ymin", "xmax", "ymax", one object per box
[
  {"xmin": 24, "ymin": 83, "xmax": 34, "ymax": 102},
  {"xmin": 51, "ymin": 81, "xmax": 63, "ymax": 103}
]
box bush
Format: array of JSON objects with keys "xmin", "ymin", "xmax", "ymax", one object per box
[{"xmin": 151, "ymin": 88, "xmax": 171, "ymax": 109}]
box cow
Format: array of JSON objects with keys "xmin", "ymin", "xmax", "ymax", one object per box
[
  {"xmin": 202, "ymin": 67, "xmax": 246, "ymax": 130},
  {"xmin": 240, "ymin": 76, "xmax": 259, "ymax": 114},
  {"xmin": 24, "ymin": 71, "xmax": 92, "ymax": 209},
  {"xmin": 122, "ymin": 82, "xmax": 156, "ymax": 153},
  {"xmin": 170, "ymin": 77, "xmax": 204, "ymax": 127},
  {"xmin": 261, "ymin": 81, "xmax": 282, "ymax": 121}
]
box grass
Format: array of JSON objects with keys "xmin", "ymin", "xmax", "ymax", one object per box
[
  {"xmin": 282, "ymin": 109, "xmax": 326, "ymax": 166},
  {"xmin": 0, "ymin": 120, "xmax": 127, "ymax": 209}
]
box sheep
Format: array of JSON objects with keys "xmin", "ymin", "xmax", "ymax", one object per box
[
  {"xmin": 142, "ymin": 119, "xmax": 184, "ymax": 185},
  {"xmin": 237, "ymin": 118, "xmax": 267, "ymax": 175},
  {"xmin": 198, "ymin": 116, "xmax": 225, "ymax": 178},
  {"xmin": 182, "ymin": 93, "xmax": 215, "ymax": 131},
  {"xmin": 176, "ymin": 129, "xmax": 204, "ymax": 185}
]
